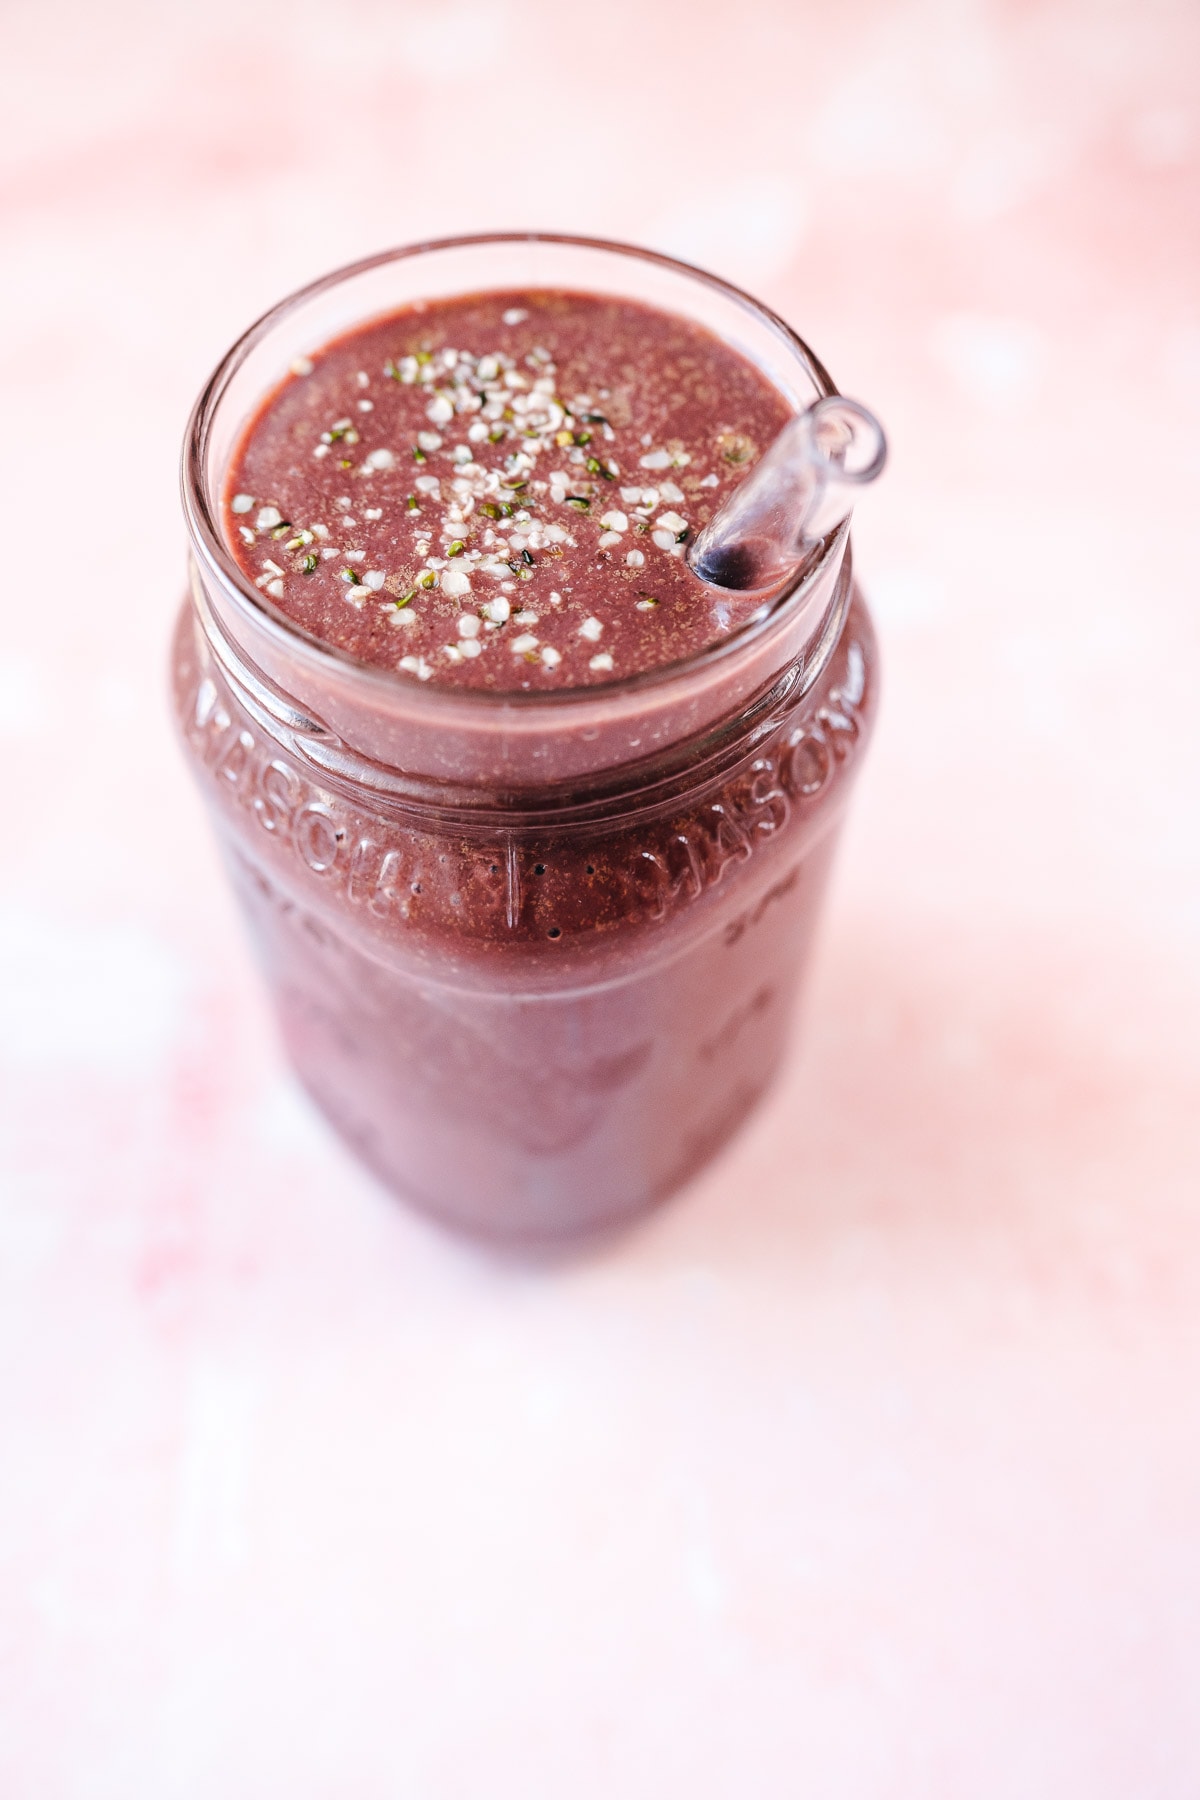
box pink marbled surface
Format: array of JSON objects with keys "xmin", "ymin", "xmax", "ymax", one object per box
[{"xmin": 2, "ymin": 0, "xmax": 1200, "ymax": 1792}]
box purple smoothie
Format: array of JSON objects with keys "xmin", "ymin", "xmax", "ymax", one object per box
[
  {"xmin": 175, "ymin": 246, "xmax": 879, "ymax": 1239},
  {"xmin": 222, "ymin": 291, "xmax": 792, "ymax": 687}
]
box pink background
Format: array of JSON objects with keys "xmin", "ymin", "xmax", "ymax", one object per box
[{"xmin": 3, "ymin": 0, "xmax": 1199, "ymax": 1792}]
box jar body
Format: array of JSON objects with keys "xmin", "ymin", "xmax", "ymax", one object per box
[{"xmin": 171, "ymin": 587, "xmax": 876, "ymax": 1239}]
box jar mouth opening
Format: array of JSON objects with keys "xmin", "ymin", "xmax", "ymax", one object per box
[{"xmin": 181, "ymin": 230, "xmax": 845, "ymax": 715}]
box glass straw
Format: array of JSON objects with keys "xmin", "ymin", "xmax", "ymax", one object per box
[{"xmin": 689, "ymin": 396, "xmax": 887, "ymax": 591}]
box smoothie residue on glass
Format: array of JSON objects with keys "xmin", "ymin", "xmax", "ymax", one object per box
[{"xmin": 223, "ymin": 290, "xmax": 792, "ymax": 688}]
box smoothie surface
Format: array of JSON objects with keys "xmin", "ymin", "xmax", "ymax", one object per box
[{"xmin": 223, "ymin": 290, "xmax": 792, "ymax": 689}]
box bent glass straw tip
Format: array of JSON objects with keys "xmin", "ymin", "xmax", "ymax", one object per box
[{"xmin": 689, "ymin": 395, "xmax": 887, "ymax": 592}]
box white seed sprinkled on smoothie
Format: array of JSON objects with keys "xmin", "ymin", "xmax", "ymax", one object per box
[
  {"xmin": 227, "ymin": 291, "xmax": 789, "ymax": 692},
  {"xmin": 290, "ymin": 356, "xmax": 314, "ymax": 376},
  {"xmin": 266, "ymin": 578, "xmax": 285, "ymax": 598}
]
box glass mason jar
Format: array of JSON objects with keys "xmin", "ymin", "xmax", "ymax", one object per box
[{"xmin": 173, "ymin": 235, "xmax": 878, "ymax": 1241}]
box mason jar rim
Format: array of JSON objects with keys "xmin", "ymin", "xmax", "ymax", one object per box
[{"xmin": 181, "ymin": 230, "xmax": 847, "ymax": 720}]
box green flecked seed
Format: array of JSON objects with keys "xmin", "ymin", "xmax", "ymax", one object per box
[
  {"xmin": 448, "ymin": 540, "xmax": 465, "ymax": 556},
  {"xmin": 301, "ymin": 554, "xmax": 318, "ymax": 573},
  {"xmin": 412, "ymin": 447, "xmax": 426, "ymax": 463}
]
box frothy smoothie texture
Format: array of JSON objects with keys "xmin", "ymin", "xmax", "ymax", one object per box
[{"xmin": 223, "ymin": 291, "xmax": 791, "ymax": 685}]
